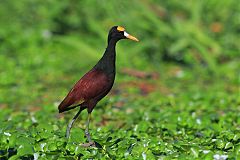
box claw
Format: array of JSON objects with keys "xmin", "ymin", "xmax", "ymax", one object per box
[{"xmin": 81, "ymin": 141, "xmax": 95, "ymax": 147}]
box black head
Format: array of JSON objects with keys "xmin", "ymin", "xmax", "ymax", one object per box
[{"xmin": 108, "ymin": 26, "xmax": 139, "ymax": 43}]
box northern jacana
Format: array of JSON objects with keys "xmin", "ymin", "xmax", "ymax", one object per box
[{"xmin": 58, "ymin": 26, "xmax": 139, "ymax": 146}]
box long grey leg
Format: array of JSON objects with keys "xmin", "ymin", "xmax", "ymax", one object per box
[
  {"xmin": 85, "ymin": 113, "xmax": 92, "ymax": 142},
  {"xmin": 66, "ymin": 108, "xmax": 82, "ymax": 138}
]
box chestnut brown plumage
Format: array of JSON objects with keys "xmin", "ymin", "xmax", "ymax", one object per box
[{"xmin": 58, "ymin": 26, "xmax": 138, "ymax": 146}]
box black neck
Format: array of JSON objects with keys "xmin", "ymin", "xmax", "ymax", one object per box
[{"xmin": 94, "ymin": 38, "xmax": 118, "ymax": 76}]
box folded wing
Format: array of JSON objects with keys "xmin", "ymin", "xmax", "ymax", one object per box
[{"xmin": 58, "ymin": 69, "xmax": 110, "ymax": 113}]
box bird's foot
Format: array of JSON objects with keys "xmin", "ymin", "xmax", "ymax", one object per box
[{"xmin": 81, "ymin": 141, "xmax": 95, "ymax": 148}]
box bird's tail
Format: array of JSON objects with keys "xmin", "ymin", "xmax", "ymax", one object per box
[{"xmin": 58, "ymin": 103, "xmax": 79, "ymax": 113}]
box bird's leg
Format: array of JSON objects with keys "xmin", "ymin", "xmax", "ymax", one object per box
[
  {"xmin": 85, "ymin": 113, "xmax": 92, "ymax": 142},
  {"xmin": 81, "ymin": 113, "xmax": 96, "ymax": 147},
  {"xmin": 66, "ymin": 108, "xmax": 82, "ymax": 138}
]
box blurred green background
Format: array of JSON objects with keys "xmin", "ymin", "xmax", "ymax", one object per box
[
  {"xmin": 0, "ymin": 0, "xmax": 239, "ymax": 108},
  {"xmin": 0, "ymin": 0, "xmax": 239, "ymax": 159}
]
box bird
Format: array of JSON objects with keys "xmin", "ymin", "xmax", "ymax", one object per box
[{"xmin": 58, "ymin": 26, "xmax": 139, "ymax": 146}]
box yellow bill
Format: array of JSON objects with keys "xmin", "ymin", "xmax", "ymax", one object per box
[{"xmin": 124, "ymin": 31, "xmax": 139, "ymax": 42}]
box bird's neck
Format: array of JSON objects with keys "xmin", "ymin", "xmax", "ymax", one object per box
[{"xmin": 95, "ymin": 39, "xmax": 117, "ymax": 76}]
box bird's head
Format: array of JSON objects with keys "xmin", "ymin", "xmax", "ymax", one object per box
[{"xmin": 108, "ymin": 26, "xmax": 139, "ymax": 43}]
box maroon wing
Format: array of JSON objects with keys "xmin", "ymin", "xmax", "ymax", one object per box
[{"xmin": 58, "ymin": 69, "xmax": 111, "ymax": 113}]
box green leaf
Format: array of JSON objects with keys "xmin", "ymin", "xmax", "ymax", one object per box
[
  {"xmin": 215, "ymin": 139, "xmax": 225, "ymax": 149},
  {"xmin": 225, "ymin": 142, "xmax": 233, "ymax": 150},
  {"xmin": 17, "ymin": 143, "xmax": 34, "ymax": 156}
]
